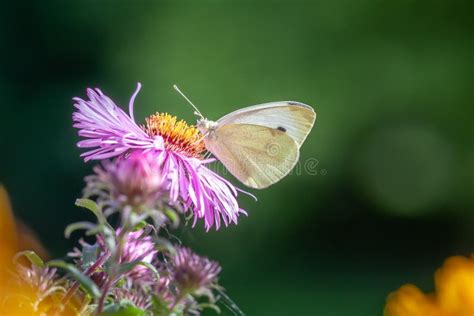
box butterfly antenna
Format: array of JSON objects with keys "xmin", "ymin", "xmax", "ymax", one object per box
[{"xmin": 173, "ymin": 84, "xmax": 204, "ymax": 119}]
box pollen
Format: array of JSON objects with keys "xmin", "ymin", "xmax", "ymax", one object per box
[{"xmin": 144, "ymin": 113, "xmax": 206, "ymax": 158}]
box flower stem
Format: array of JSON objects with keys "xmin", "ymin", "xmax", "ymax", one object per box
[
  {"xmin": 170, "ymin": 290, "xmax": 188, "ymax": 312},
  {"xmin": 96, "ymin": 277, "xmax": 112, "ymax": 315},
  {"xmin": 95, "ymin": 212, "xmax": 130, "ymax": 315},
  {"xmin": 61, "ymin": 253, "xmax": 110, "ymax": 306}
]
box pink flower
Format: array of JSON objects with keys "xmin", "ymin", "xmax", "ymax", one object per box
[
  {"xmin": 172, "ymin": 247, "xmax": 221, "ymax": 293},
  {"xmin": 96, "ymin": 229, "xmax": 158, "ymax": 284},
  {"xmin": 152, "ymin": 276, "xmax": 175, "ymax": 308},
  {"xmin": 113, "ymin": 287, "xmax": 151, "ymax": 310},
  {"xmin": 73, "ymin": 83, "xmax": 248, "ymax": 230},
  {"xmin": 86, "ymin": 150, "xmax": 164, "ymax": 209}
]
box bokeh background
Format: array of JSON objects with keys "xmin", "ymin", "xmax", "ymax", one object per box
[{"xmin": 0, "ymin": 1, "xmax": 472, "ymax": 315}]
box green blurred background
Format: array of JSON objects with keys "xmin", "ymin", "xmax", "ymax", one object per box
[{"xmin": 1, "ymin": 1, "xmax": 472, "ymax": 315}]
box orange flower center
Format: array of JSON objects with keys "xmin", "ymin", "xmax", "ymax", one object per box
[{"xmin": 144, "ymin": 113, "xmax": 206, "ymax": 158}]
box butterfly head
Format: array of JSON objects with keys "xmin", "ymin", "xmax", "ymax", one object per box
[
  {"xmin": 197, "ymin": 118, "xmax": 218, "ymax": 135},
  {"xmin": 173, "ymin": 84, "xmax": 217, "ymax": 135}
]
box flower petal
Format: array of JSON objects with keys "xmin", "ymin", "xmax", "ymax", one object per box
[{"xmin": 73, "ymin": 84, "xmax": 154, "ymax": 161}]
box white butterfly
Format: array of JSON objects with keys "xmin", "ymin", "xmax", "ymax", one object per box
[{"xmin": 174, "ymin": 86, "xmax": 316, "ymax": 189}]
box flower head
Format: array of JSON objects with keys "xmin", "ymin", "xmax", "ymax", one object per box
[
  {"xmin": 97, "ymin": 229, "xmax": 158, "ymax": 283},
  {"xmin": 14, "ymin": 264, "xmax": 63, "ymax": 303},
  {"xmin": 144, "ymin": 113, "xmax": 206, "ymax": 158},
  {"xmin": 384, "ymin": 254, "xmax": 474, "ymax": 316},
  {"xmin": 86, "ymin": 151, "xmax": 164, "ymax": 209},
  {"xmin": 0, "ymin": 185, "xmax": 18, "ymax": 279},
  {"xmin": 152, "ymin": 275, "xmax": 175, "ymax": 307},
  {"xmin": 171, "ymin": 247, "xmax": 221, "ymax": 294},
  {"xmin": 2, "ymin": 263, "xmax": 82, "ymax": 316},
  {"xmin": 113, "ymin": 287, "xmax": 151, "ymax": 310},
  {"xmin": 384, "ymin": 285, "xmax": 440, "ymax": 316},
  {"xmin": 73, "ymin": 83, "xmax": 247, "ymax": 230},
  {"xmin": 70, "ymin": 229, "xmax": 159, "ymax": 287}
]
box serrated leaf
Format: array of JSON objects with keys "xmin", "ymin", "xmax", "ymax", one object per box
[
  {"xmin": 48, "ymin": 260, "xmax": 101, "ymax": 298},
  {"xmin": 64, "ymin": 221, "xmax": 97, "ymax": 238},
  {"xmin": 13, "ymin": 250, "xmax": 45, "ymax": 268}
]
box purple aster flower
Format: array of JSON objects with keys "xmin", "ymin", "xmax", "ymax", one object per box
[
  {"xmin": 171, "ymin": 247, "xmax": 221, "ymax": 294},
  {"xmin": 73, "ymin": 83, "xmax": 248, "ymax": 230},
  {"xmin": 113, "ymin": 287, "xmax": 151, "ymax": 310},
  {"xmin": 97, "ymin": 229, "xmax": 158, "ymax": 284},
  {"xmin": 85, "ymin": 150, "xmax": 164, "ymax": 209},
  {"xmin": 9, "ymin": 264, "xmax": 68, "ymax": 313},
  {"xmin": 152, "ymin": 275, "xmax": 175, "ymax": 307},
  {"xmin": 14, "ymin": 264, "xmax": 63, "ymax": 299},
  {"xmin": 70, "ymin": 229, "xmax": 158, "ymax": 286}
]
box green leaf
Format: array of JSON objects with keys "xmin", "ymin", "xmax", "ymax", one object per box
[
  {"xmin": 102, "ymin": 226, "xmax": 116, "ymax": 252},
  {"xmin": 75, "ymin": 199, "xmax": 115, "ymax": 238},
  {"xmin": 75, "ymin": 198, "xmax": 101, "ymax": 216},
  {"xmin": 199, "ymin": 303, "xmax": 221, "ymax": 314},
  {"xmin": 215, "ymin": 288, "xmax": 245, "ymax": 316},
  {"xmin": 138, "ymin": 261, "xmax": 160, "ymax": 280},
  {"xmin": 164, "ymin": 207, "xmax": 180, "ymax": 227},
  {"xmin": 48, "ymin": 260, "xmax": 101, "ymax": 299},
  {"xmin": 153, "ymin": 236, "xmax": 176, "ymax": 254},
  {"xmin": 75, "ymin": 198, "xmax": 107, "ymax": 225},
  {"xmin": 117, "ymin": 260, "xmax": 160, "ymax": 281},
  {"xmin": 150, "ymin": 294, "xmax": 171, "ymax": 315},
  {"xmin": 128, "ymin": 212, "xmax": 143, "ymax": 228},
  {"xmin": 64, "ymin": 221, "xmax": 97, "ymax": 238},
  {"xmin": 84, "ymin": 223, "xmax": 106, "ymax": 236},
  {"xmin": 101, "ymin": 303, "xmax": 148, "ymax": 316},
  {"xmin": 13, "ymin": 250, "xmax": 45, "ymax": 268},
  {"xmin": 132, "ymin": 220, "xmax": 147, "ymax": 231},
  {"xmin": 81, "ymin": 243, "xmax": 100, "ymax": 270}
]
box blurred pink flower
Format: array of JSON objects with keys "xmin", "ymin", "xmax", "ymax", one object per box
[
  {"xmin": 97, "ymin": 229, "xmax": 158, "ymax": 284},
  {"xmin": 86, "ymin": 150, "xmax": 164, "ymax": 208},
  {"xmin": 172, "ymin": 247, "xmax": 221, "ymax": 293}
]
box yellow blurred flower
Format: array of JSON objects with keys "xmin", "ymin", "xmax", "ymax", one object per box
[
  {"xmin": 0, "ymin": 185, "xmax": 48, "ymax": 272},
  {"xmin": 384, "ymin": 254, "xmax": 474, "ymax": 316},
  {"xmin": 0, "ymin": 185, "xmax": 86, "ymax": 315},
  {"xmin": 0, "ymin": 185, "xmax": 18, "ymax": 277}
]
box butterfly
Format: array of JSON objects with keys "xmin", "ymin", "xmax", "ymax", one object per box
[{"xmin": 174, "ymin": 86, "xmax": 316, "ymax": 189}]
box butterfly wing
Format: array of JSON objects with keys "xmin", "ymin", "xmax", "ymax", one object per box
[
  {"xmin": 205, "ymin": 123, "xmax": 299, "ymax": 189},
  {"xmin": 216, "ymin": 101, "xmax": 316, "ymax": 148}
]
